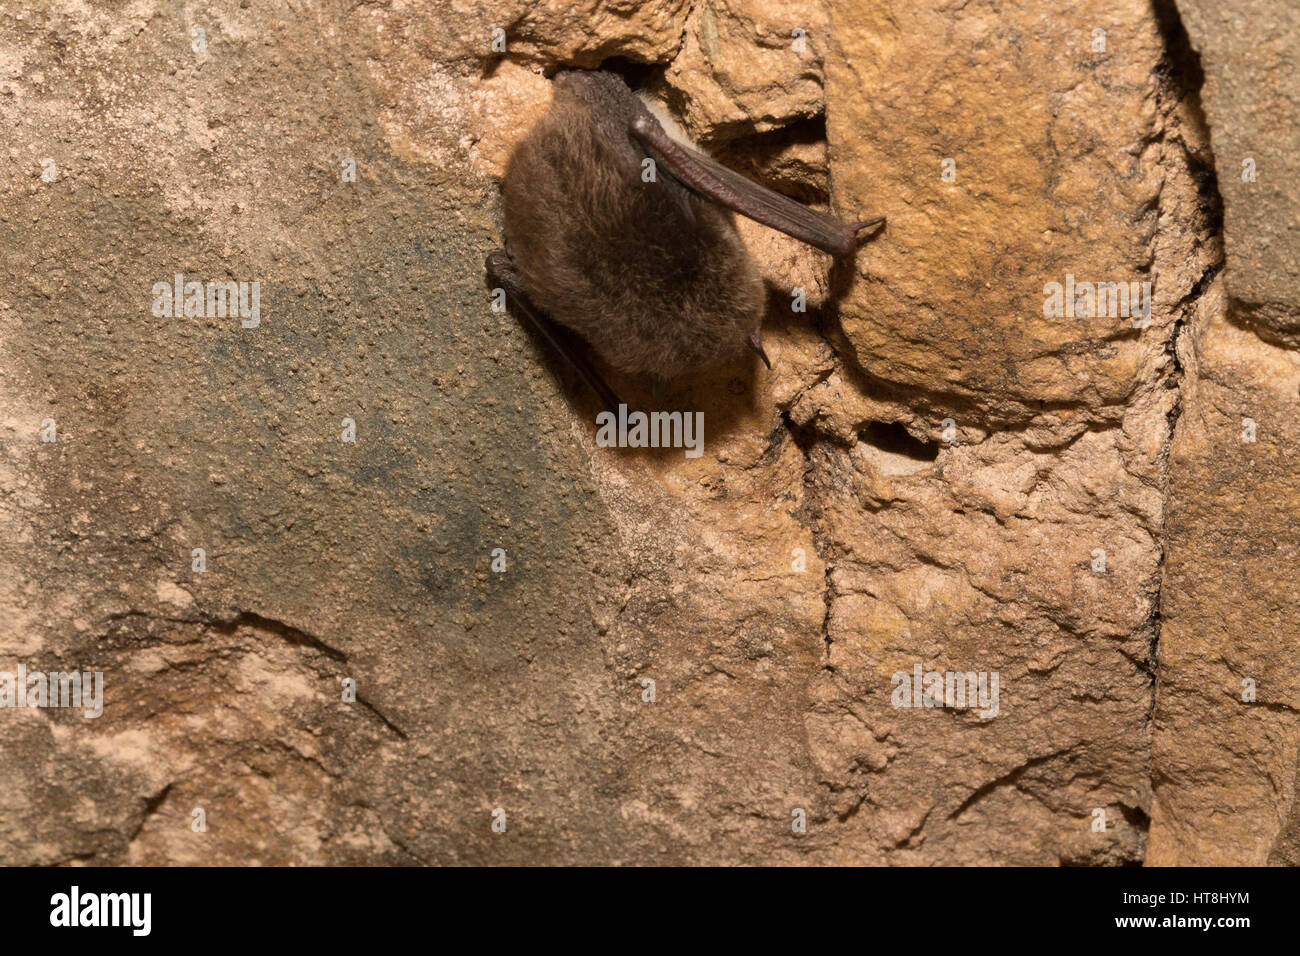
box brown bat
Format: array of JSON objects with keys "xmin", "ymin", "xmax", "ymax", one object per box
[{"xmin": 486, "ymin": 69, "xmax": 883, "ymax": 409}]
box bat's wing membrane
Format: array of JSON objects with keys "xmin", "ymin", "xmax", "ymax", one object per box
[
  {"xmin": 486, "ymin": 251, "xmax": 625, "ymax": 413},
  {"xmin": 629, "ymin": 115, "xmax": 883, "ymax": 258}
]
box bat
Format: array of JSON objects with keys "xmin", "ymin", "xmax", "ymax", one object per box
[{"xmin": 486, "ymin": 69, "xmax": 884, "ymax": 410}]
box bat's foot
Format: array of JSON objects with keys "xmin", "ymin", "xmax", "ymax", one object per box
[{"xmin": 485, "ymin": 249, "xmax": 510, "ymax": 276}]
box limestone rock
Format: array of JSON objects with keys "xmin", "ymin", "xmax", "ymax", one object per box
[
  {"xmin": 826, "ymin": 0, "xmax": 1176, "ymax": 428},
  {"xmin": 1144, "ymin": 0, "xmax": 1300, "ymax": 866},
  {"xmin": 654, "ymin": 0, "xmax": 830, "ymax": 143},
  {"xmin": 1148, "ymin": 284, "xmax": 1300, "ymax": 865}
]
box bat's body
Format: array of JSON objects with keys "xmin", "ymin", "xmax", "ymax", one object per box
[{"xmin": 487, "ymin": 70, "xmax": 882, "ymax": 406}]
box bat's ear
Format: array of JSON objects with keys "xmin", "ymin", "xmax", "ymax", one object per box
[{"xmin": 748, "ymin": 329, "xmax": 772, "ymax": 369}]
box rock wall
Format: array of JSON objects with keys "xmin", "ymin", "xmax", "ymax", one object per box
[
  {"xmin": 1149, "ymin": 0, "xmax": 1300, "ymax": 866},
  {"xmin": 0, "ymin": 0, "xmax": 1294, "ymax": 865}
]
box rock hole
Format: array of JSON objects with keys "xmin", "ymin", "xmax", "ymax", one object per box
[
  {"xmin": 859, "ymin": 421, "xmax": 939, "ymax": 461},
  {"xmin": 589, "ymin": 56, "xmax": 663, "ymax": 91},
  {"xmin": 713, "ymin": 117, "xmax": 832, "ymax": 203},
  {"xmin": 856, "ymin": 421, "xmax": 940, "ymax": 478}
]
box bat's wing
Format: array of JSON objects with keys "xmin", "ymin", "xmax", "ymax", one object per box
[
  {"xmin": 485, "ymin": 250, "xmax": 625, "ymax": 413},
  {"xmin": 629, "ymin": 115, "xmax": 883, "ymax": 258}
]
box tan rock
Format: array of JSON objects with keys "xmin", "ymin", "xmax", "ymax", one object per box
[
  {"xmin": 1147, "ymin": 285, "xmax": 1300, "ymax": 865},
  {"xmin": 655, "ymin": 0, "xmax": 830, "ymax": 143},
  {"xmin": 1145, "ymin": 0, "xmax": 1300, "ymax": 865},
  {"xmin": 826, "ymin": 0, "xmax": 1175, "ymax": 427}
]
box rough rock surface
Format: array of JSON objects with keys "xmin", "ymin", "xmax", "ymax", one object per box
[
  {"xmin": 1174, "ymin": 0, "xmax": 1300, "ymax": 346},
  {"xmin": 1147, "ymin": 0, "xmax": 1300, "ymax": 866},
  {"xmin": 0, "ymin": 0, "xmax": 1294, "ymax": 865}
]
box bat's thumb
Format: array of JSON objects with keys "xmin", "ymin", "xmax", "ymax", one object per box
[{"xmin": 853, "ymin": 216, "xmax": 886, "ymax": 234}]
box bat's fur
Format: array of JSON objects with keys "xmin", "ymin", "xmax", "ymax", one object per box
[{"xmin": 503, "ymin": 70, "xmax": 764, "ymax": 379}]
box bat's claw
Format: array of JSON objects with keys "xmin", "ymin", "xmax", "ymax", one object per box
[{"xmin": 748, "ymin": 330, "xmax": 772, "ymax": 370}]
